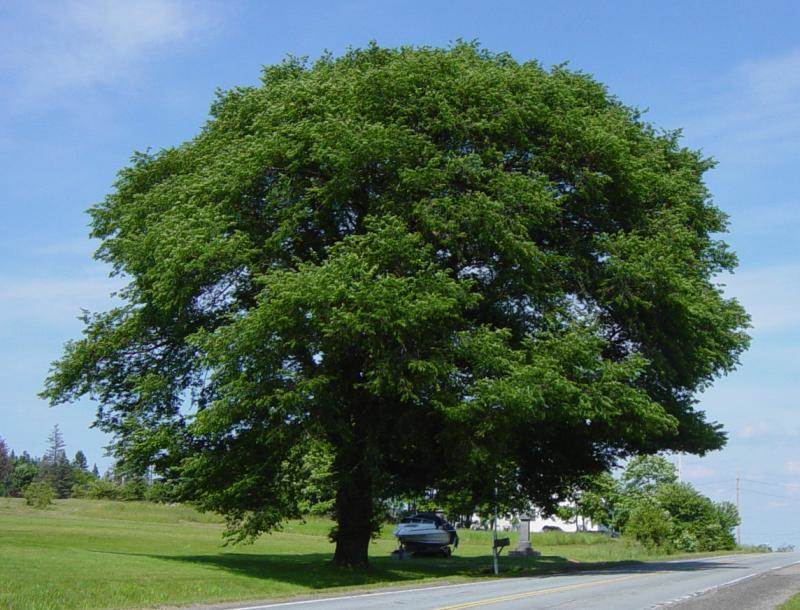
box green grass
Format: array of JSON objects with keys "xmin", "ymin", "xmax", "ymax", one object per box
[
  {"xmin": 780, "ymin": 592, "xmax": 800, "ymax": 609},
  {"xmin": 0, "ymin": 498, "xmax": 746, "ymax": 610}
]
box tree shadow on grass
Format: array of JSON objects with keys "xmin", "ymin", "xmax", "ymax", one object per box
[
  {"xmin": 146, "ymin": 552, "xmax": 506, "ymax": 588},
  {"xmin": 94, "ymin": 551, "xmax": 577, "ymax": 589},
  {"xmin": 103, "ymin": 550, "xmax": 745, "ymax": 590}
]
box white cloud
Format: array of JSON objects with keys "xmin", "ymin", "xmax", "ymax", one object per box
[
  {"xmin": 728, "ymin": 201, "xmax": 800, "ymax": 237},
  {"xmin": 785, "ymin": 461, "xmax": 800, "ymax": 475},
  {"xmin": 682, "ymin": 48, "xmax": 800, "ymax": 163},
  {"xmin": 738, "ymin": 423, "xmax": 771, "ymax": 440},
  {"xmin": 0, "ymin": 0, "xmax": 215, "ymax": 109},
  {"xmin": 767, "ymin": 500, "xmax": 790, "ymax": 509},
  {"xmin": 29, "ymin": 238, "xmax": 99, "ymax": 257},
  {"xmin": 0, "ymin": 273, "xmax": 122, "ymax": 327},
  {"xmin": 683, "ymin": 465, "xmax": 715, "ymax": 480},
  {"xmin": 720, "ymin": 263, "xmax": 800, "ymax": 334},
  {"xmin": 739, "ymin": 49, "xmax": 800, "ymax": 106}
]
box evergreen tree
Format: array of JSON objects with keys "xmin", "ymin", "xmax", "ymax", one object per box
[
  {"xmin": 73, "ymin": 450, "xmax": 88, "ymax": 471},
  {"xmin": 44, "ymin": 425, "xmax": 66, "ymax": 464},
  {"xmin": 91, "ymin": 464, "xmax": 100, "ymax": 478},
  {"xmin": 0, "ymin": 437, "xmax": 13, "ymax": 495},
  {"xmin": 70, "ymin": 450, "xmax": 94, "ymax": 491},
  {"xmin": 40, "ymin": 425, "xmax": 74, "ymax": 498}
]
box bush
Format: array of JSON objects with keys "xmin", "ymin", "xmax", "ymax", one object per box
[
  {"xmin": 625, "ymin": 500, "xmax": 672, "ymax": 549},
  {"xmin": 70, "ymin": 482, "xmax": 89, "ymax": 498},
  {"xmin": 655, "ymin": 483, "xmax": 737, "ymax": 551},
  {"xmin": 10, "ymin": 462, "xmax": 39, "ymax": 497},
  {"xmin": 144, "ymin": 480, "xmax": 179, "ymax": 503},
  {"xmin": 119, "ymin": 478, "xmax": 147, "ymax": 501},
  {"xmin": 24, "ymin": 481, "xmax": 55, "ymax": 508},
  {"xmin": 86, "ymin": 479, "xmax": 122, "ymax": 500}
]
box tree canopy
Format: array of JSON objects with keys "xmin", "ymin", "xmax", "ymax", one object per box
[{"xmin": 43, "ymin": 43, "xmax": 749, "ymax": 566}]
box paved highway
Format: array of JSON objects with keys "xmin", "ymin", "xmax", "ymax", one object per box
[{"xmin": 210, "ymin": 552, "xmax": 800, "ymax": 610}]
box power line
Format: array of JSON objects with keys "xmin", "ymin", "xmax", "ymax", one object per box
[
  {"xmin": 741, "ymin": 477, "xmax": 800, "ymax": 489},
  {"xmin": 739, "ymin": 487, "xmax": 796, "ymax": 501},
  {"xmin": 690, "ymin": 479, "xmax": 736, "ymax": 487}
]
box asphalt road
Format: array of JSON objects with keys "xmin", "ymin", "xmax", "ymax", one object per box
[
  {"xmin": 670, "ymin": 559, "xmax": 800, "ymax": 610},
  {"xmin": 206, "ymin": 552, "xmax": 800, "ymax": 610}
]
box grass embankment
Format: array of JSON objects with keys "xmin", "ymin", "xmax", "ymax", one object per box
[
  {"xmin": 781, "ymin": 593, "xmax": 800, "ymax": 609},
  {"xmin": 0, "ymin": 498, "xmax": 744, "ymax": 610}
]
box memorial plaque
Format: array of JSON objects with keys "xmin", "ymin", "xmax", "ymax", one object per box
[{"xmin": 509, "ymin": 514, "xmax": 539, "ymax": 556}]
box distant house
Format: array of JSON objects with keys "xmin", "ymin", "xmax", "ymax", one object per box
[
  {"xmin": 528, "ymin": 511, "xmax": 603, "ymax": 533},
  {"xmin": 468, "ymin": 506, "xmax": 605, "ymax": 534}
]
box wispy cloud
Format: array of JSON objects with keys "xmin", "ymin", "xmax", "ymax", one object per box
[
  {"xmin": 739, "ymin": 49, "xmax": 800, "ymax": 107},
  {"xmin": 0, "ymin": 0, "xmax": 215, "ymax": 110},
  {"xmin": 738, "ymin": 422, "xmax": 774, "ymax": 440},
  {"xmin": 721, "ymin": 263, "xmax": 800, "ymax": 334},
  {"xmin": 728, "ymin": 201, "xmax": 800, "ymax": 237},
  {"xmin": 732, "ymin": 422, "xmax": 800, "ymax": 448},
  {"xmin": 682, "ymin": 48, "xmax": 800, "ymax": 164},
  {"xmin": 30, "ymin": 238, "xmax": 99, "ymax": 257},
  {"xmin": 785, "ymin": 461, "xmax": 800, "ymax": 475},
  {"xmin": 683, "ymin": 465, "xmax": 715, "ymax": 480},
  {"xmin": 0, "ymin": 273, "xmax": 122, "ymax": 327}
]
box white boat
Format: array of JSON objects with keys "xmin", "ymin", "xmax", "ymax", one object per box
[{"xmin": 393, "ymin": 512, "xmax": 458, "ymax": 555}]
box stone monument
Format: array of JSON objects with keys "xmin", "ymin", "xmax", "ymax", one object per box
[{"xmin": 509, "ymin": 513, "xmax": 539, "ymax": 557}]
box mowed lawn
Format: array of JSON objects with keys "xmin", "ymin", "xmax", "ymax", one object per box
[{"xmin": 0, "ymin": 498, "xmax": 735, "ymax": 610}]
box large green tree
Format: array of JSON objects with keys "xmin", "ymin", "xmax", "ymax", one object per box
[{"xmin": 42, "ymin": 43, "xmax": 749, "ymax": 567}]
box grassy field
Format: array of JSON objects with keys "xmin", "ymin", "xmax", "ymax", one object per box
[{"xmin": 0, "ymin": 498, "xmax": 743, "ymax": 610}]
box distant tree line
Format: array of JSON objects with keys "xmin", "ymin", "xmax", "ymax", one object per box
[
  {"xmin": 0, "ymin": 426, "xmax": 177, "ymax": 504},
  {"xmin": 0, "ymin": 427, "xmax": 741, "ymax": 553}
]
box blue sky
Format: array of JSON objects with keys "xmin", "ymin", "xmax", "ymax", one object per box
[{"xmin": 1, "ymin": 0, "xmax": 798, "ymax": 546}]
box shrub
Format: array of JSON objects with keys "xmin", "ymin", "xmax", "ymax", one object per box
[
  {"xmin": 144, "ymin": 480, "xmax": 179, "ymax": 503},
  {"xmin": 625, "ymin": 500, "xmax": 672, "ymax": 549},
  {"xmin": 655, "ymin": 483, "xmax": 737, "ymax": 551},
  {"xmin": 10, "ymin": 462, "xmax": 39, "ymax": 497},
  {"xmin": 673, "ymin": 529, "xmax": 700, "ymax": 552},
  {"xmin": 70, "ymin": 482, "xmax": 89, "ymax": 498},
  {"xmin": 24, "ymin": 481, "xmax": 55, "ymax": 508},
  {"xmin": 86, "ymin": 479, "xmax": 121, "ymax": 500},
  {"xmin": 119, "ymin": 479, "xmax": 147, "ymax": 501}
]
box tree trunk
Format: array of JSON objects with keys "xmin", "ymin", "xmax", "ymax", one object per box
[{"xmin": 331, "ymin": 442, "xmax": 374, "ymax": 568}]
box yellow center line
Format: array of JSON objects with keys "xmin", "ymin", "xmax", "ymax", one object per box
[{"xmin": 433, "ymin": 572, "xmax": 650, "ymax": 609}]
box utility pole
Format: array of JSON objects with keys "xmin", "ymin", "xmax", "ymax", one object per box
[
  {"xmin": 677, "ymin": 453, "xmax": 683, "ymax": 482},
  {"xmin": 736, "ymin": 471, "xmax": 741, "ymax": 546}
]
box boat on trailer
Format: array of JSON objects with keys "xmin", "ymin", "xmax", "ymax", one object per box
[{"xmin": 393, "ymin": 512, "xmax": 458, "ymax": 556}]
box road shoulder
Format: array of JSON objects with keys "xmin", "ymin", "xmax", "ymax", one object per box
[{"xmin": 664, "ymin": 559, "xmax": 800, "ymax": 609}]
